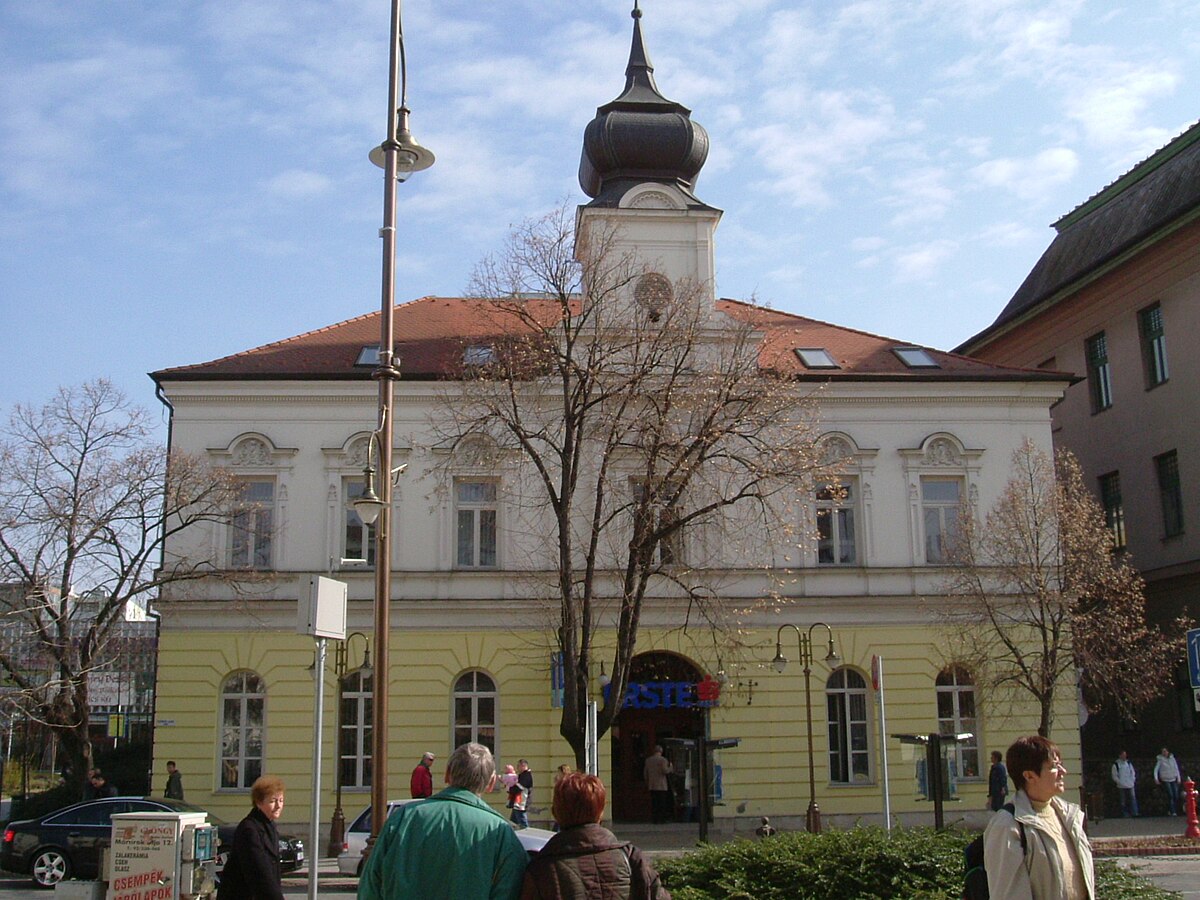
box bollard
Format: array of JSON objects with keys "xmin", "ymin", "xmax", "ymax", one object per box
[{"xmin": 1184, "ymin": 778, "xmax": 1200, "ymax": 839}]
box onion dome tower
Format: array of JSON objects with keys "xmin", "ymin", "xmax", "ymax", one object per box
[
  {"xmin": 579, "ymin": 3, "xmax": 713, "ymax": 209},
  {"xmin": 576, "ymin": 3, "xmax": 722, "ymax": 308}
]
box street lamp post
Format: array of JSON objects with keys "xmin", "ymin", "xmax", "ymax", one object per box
[
  {"xmin": 357, "ymin": 0, "xmax": 434, "ymax": 857},
  {"xmin": 772, "ymin": 622, "xmax": 839, "ymax": 833},
  {"xmin": 328, "ymin": 632, "xmax": 371, "ymax": 855}
]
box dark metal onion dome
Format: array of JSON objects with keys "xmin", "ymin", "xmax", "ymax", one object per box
[{"xmin": 578, "ymin": 3, "xmax": 711, "ymax": 207}]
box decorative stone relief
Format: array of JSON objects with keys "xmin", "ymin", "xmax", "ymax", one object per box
[
  {"xmin": 923, "ymin": 437, "xmax": 962, "ymax": 466},
  {"xmin": 820, "ymin": 436, "xmax": 854, "ymax": 464},
  {"xmin": 629, "ymin": 190, "xmax": 676, "ymax": 209},
  {"xmin": 232, "ymin": 438, "xmax": 271, "ymax": 467},
  {"xmin": 344, "ymin": 436, "xmax": 371, "ymax": 468}
]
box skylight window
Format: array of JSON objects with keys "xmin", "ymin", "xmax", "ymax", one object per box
[
  {"xmin": 463, "ymin": 344, "xmax": 496, "ymax": 366},
  {"xmin": 794, "ymin": 348, "xmax": 840, "ymax": 369},
  {"xmin": 355, "ymin": 345, "xmax": 380, "ymax": 366},
  {"xmin": 892, "ymin": 346, "xmax": 939, "ymax": 368}
]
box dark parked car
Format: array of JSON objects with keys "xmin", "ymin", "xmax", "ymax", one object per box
[{"xmin": 1, "ymin": 796, "xmax": 304, "ymax": 888}]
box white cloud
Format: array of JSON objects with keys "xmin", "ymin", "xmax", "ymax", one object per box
[
  {"xmin": 893, "ymin": 239, "xmax": 958, "ymax": 283},
  {"xmin": 264, "ymin": 169, "xmax": 331, "ymax": 198},
  {"xmin": 972, "ymin": 147, "xmax": 1079, "ymax": 200}
]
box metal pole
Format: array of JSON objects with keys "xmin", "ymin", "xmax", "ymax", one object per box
[
  {"xmin": 329, "ymin": 644, "xmax": 346, "ymax": 855},
  {"xmin": 875, "ymin": 655, "xmax": 891, "ymax": 832},
  {"xmin": 308, "ymin": 638, "xmax": 326, "ymax": 900},
  {"xmin": 367, "ymin": 0, "xmax": 402, "ymax": 857},
  {"xmin": 802, "ymin": 632, "xmax": 821, "ymax": 833}
]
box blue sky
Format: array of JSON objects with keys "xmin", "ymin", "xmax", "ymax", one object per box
[{"xmin": 2, "ymin": 1, "xmax": 1198, "ymax": 427}]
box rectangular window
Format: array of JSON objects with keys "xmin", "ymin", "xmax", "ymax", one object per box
[
  {"xmin": 343, "ymin": 477, "xmax": 376, "ymax": 565},
  {"xmin": 1098, "ymin": 472, "xmax": 1126, "ymax": 549},
  {"xmin": 339, "ymin": 671, "xmax": 373, "ymax": 788},
  {"xmin": 230, "ymin": 479, "xmax": 274, "ymax": 569},
  {"xmin": 816, "ymin": 479, "xmax": 858, "ymax": 565},
  {"xmin": 921, "ymin": 477, "xmax": 962, "ymax": 564},
  {"xmin": 1139, "ymin": 303, "xmax": 1169, "ymax": 388},
  {"xmin": 1085, "ymin": 332, "xmax": 1113, "ymax": 412},
  {"xmin": 456, "ymin": 480, "xmax": 498, "ymax": 567},
  {"xmin": 632, "ymin": 480, "xmax": 682, "ymax": 566},
  {"xmin": 1155, "ymin": 451, "xmax": 1185, "ymax": 538}
]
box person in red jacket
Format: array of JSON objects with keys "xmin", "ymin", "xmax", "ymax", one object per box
[{"xmin": 410, "ymin": 751, "xmax": 435, "ymax": 798}]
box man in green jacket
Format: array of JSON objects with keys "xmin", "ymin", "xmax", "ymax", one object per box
[{"xmin": 358, "ymin": 742, "xmax": 527, "ymax": 900}]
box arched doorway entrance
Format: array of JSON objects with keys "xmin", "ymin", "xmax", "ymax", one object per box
[{"xmin": 610, "ymin": 651, "xmax": 708, "ymax": 823}]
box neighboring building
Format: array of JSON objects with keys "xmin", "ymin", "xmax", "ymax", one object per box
[
  {"xmin": 0, "ymin": 585, "xmax": 157, "ymax": 766},
  {"xmin": 150, "ymin": 9, "xmax": 1070, "ymax": 834},
  {"xmin": 957, "ymin": 122, "xmax": 1200, "ymax": 793}
]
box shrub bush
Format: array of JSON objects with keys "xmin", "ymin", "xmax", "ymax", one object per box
[{"xmin": 655, "ymin": 828, "xmax": 1173, "ymax": 899}]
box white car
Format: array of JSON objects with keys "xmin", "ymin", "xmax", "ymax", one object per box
[{"xmin": 336, "ymin": 799, "xmax": 553, "ymax": 876}]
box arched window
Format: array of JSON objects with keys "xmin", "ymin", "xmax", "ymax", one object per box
[
  {"xmin": 936, "ymin": 666, "xmax": 980, "ymax": 778},
  {"xmin": 220, "ymin": 671, "xmax": 265, "ymax": 789},
  {"xmin": 339, "ymin": 669, "xmax": 373, "ymax": 789},
  {"xmin": 826, "ymin": 668, "xmax": 870, "ymax": 784},
  {"xmin": 453, "ymin": 670, "xmax": 497, "ymax": 755}
]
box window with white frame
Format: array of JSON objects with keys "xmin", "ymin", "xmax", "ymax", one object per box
[
  {"xmin": 826, "ymin": 668, "xmax": 870, "ymax": 784},
  {"xmin": 936, "ymin": 666, "xmax": 980, "ymax": 778},
  {"xmin": 921, "ymin": 477, "xmax": 963, "ymax": 564},
  {"xmin": 230, "ymin": 479, "xmax": 275, "ymax": 569},
  {"xmin": 456, "ymin": 480, "xmax": 498, "ymax": 568},
  {"xmin": 1138, "ymin": 303, "xmax": 1169, "ymax": 389},
  {"xmin": 220, "ymin": 671, "xmax": 265, "ymax": 789},
  {"xmin": 338, "ymin": 669, "xmax": 373, "ymax": 788},
  {"xmin": 343, "ymin": 477, "xmax": 376, "ymax": 565},
  {"xmin": 816, "ymin": 478, "xmax": 858, "ymax": 565},
  {"xmin": 453, "ymin": 670, "xmax": 496, "ymax": 755}
]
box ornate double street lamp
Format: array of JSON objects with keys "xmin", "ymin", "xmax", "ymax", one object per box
[
  {"xmin": 357, "ymin": 0, "xmax": 434, "ymax": 856},
  {"xmin": 772, "ymin": 622, "xmax": 839, "ymax": 833},
  {"xmin": 328, "ymin": 632, "xmax": 371, "ymax": 854}
]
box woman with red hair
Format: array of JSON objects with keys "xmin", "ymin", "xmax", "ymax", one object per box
[{"xmin": 520, "ymin": 772, "xmax": 670, "ymax": 900}]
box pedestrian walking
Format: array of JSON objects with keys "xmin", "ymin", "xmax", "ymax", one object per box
[
  {"xmin": 983, "ymin": 735, "xmax": 1094, "ymax": 900},
  {"xmin": 1153, "ymin": 747, "xmax": 1182, "ymax": 816},
  {"xmin": 164, "ymin": 761, "xmax": 184, "ymax": 800},
  {"xmin": 511, "ymin": 758, "xmax": 534, "ymax": 829},
  {"xmin": 358, "ymin": 742, "xmax": 527, "ymax": 900},
  {"xmin": 987, "ymin": 750, "xmax": 1009, "ymax": 812},
  {"xmin": 217, "ymin": 775, "xmax": 286, "ymax": 900},
  {"xmin": 410, "ymin": 751, "xmax": 435, "ymax": 799},
  {"xmin": 1112, "ymin": 750, "xmax": 1139, "ymax": 817},
  {"xmin": 90, "ymin": 771, "xmax": 117, "ymax": 798},
  {"xmin": 520, "ymin": 772, "xmax": 671, "ymax": 900},
  {"xmin": 643, "ymin": 745, "xmax": 674, "ymax": 823}
]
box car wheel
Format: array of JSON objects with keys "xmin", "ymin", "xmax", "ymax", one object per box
[{"xmin": 31, "ymin": 847, "xmax": 71, "ymax": 888}]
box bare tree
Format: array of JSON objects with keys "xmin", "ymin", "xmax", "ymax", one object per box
[
  {"xmin": 431, "ymin": 206, "xmax": 828, "ymax": 766},
  {"xmin": 943, "ymin": 439, "xmax": 1188, "ymax": 737},
  {"xmin": 0, "ymin": 380, "xmax": 246, "ymax": 794}
]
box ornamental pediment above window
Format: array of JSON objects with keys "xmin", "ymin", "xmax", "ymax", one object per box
[{"xmin": 209, "ymin": 433, "xmax": 297, "ymax": 470}]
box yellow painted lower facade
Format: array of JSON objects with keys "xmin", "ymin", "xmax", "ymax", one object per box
[{"xmin": 151, "ymin": 618, "xmax": 1081, "ymax": 837}]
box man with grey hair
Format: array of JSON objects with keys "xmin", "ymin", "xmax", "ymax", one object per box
[{"xmin": 358, "ymin": 742, "xmax": 526, "ymax": 899}]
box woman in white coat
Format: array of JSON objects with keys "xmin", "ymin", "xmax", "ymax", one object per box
[{"xmin": 984, "ymin": 735, "xmax": 1094, "ymax": 900}]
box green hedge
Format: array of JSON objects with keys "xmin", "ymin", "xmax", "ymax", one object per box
[{"xmin": 655, "ymin": 828, "xmax": 1174, "ymax": 900}]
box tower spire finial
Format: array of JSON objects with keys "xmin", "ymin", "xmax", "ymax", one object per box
[{"xmin": 632, "ymin": 0, "xmax": 641, "ymax": 19}]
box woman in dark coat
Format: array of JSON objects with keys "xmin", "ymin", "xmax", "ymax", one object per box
[
  {"xmin": 520, "ymin": 772, "xmax": 670, "ymax": 900},
  {"xmin": 217, "ymin": 775, "xmax": 286, "ymax": 900}
]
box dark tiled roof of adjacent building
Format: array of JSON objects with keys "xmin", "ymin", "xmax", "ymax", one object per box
[
  {"xmin": 151, "ymin": 295, "xmax": 1062, "ymax": 386},
  {"xmin": 958, "ymin": 120, "xmax": 1200, "ymax": 354}
]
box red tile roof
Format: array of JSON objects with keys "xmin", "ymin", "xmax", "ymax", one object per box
[{"xmin": 151, "ymin": 295, "xmax": 1060, "ymax": 384}]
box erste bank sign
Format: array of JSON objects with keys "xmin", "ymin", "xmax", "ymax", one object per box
[{"xmin": 603, "ymin": 674, "xmax": 722, "ymax": 709}]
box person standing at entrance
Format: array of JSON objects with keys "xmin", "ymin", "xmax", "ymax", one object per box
[
  {"xmin": 410, "ymin": 751, "xmax": 435, "ymax": 799},
  {"xmin": 644, "ymin": 745, "xmax": 674, "ymax": 824},
  {"xmin": 164, "ymin": 761, "xmax": 184, "ymax": 800},
  {"xmin": 1153, "ymin": 747, "xmax": 1182, "ymax": 815},
  {"xmin": 1112, "ymin": 750, "xmax": 1139, "ymax": 817}
]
